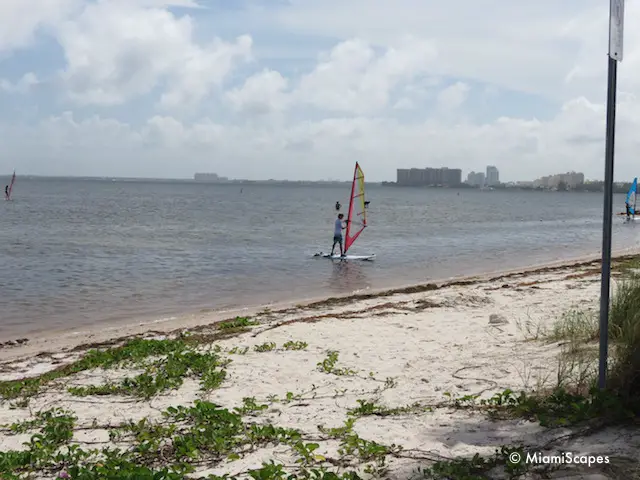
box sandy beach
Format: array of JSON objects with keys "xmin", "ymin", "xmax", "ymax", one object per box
[{"xmin": 1, "ymin": 253, "xmax": 640, "ymax": 479}]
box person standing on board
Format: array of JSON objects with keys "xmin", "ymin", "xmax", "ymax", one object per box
[
  {"xmin": 4, "ymin": 185, "xmax": 8, "ymax": 200},
  {"xmin": 626, "ymin": 201, "xmax": 632, "ymax": 220},
  {"xmin": 330, "ymin": 213, "xmax": 348, "ymax": 257}
]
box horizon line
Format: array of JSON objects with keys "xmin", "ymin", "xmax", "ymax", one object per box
[{"xmin": 1, "ymin": 173, "xmax": 635, "ymax": 184}]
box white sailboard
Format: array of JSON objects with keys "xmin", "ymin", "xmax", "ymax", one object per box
[{"xmin": 315, "ymin": 253, "xmax": 376, "ymax": 261}]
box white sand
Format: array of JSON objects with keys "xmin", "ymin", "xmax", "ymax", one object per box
[{"xmin": 1, "ymin": 256, "xmax": 639, "ymax": 479}]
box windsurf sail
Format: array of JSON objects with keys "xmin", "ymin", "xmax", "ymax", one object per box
[
  {"xmin": 5, "ymin": 170, "xmax": 15, "ymax": 200},
  {"xmin": 626, "ymin": 177, "xmax": 637, "ymax": 214},
  {"xmin": 344, "ymin": 162, "xmax": 367, "ymax": 254}
]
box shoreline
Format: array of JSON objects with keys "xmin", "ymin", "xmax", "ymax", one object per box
[
  {"xmin": 1, "ymin": 246, "xmax": 638, "ymax": 364},
  {"xmin": 1, "ymin": 245, "xmax": 638, "ymax": 478}
]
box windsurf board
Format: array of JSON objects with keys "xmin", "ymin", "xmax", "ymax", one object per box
[{"xmin": 314, "ymin": 252, "xmax": 375, "ymax": 261}]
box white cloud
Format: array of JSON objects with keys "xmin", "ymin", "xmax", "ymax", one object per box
[
  {"xmin": 0, "ymin": 0, "xmax": 80, "ymax": 54},
  {"xmin": 0, "ymin": 72, "xmax": 39, "ymax": 93},
  {"xmin": 228, "ymin": 37, "xmax": 438, "ymax": 116},
  {"xmin": 292, "ymin": 37, "xmax": 437, "ymax": 114},
  {"xmin": 267, "ymin": 0, "xmax": 640, "ymax": 102},
  {"xmin": 436, "ymin": 82, "xmax": 470, "ymax": 111},
  {"xmin": 55, "ymin": 0, "xmax": 252, "ymax": 107},
  {"xmin": 392, "ymin": 98, "xmax": 414, "ymax": 110},
  {"xmin": 561, "ymin": 1, "xmax": 640, "ymax": 97},
  {"xmin": 226, "ymin": 69, "xmax": 289, "ymax": 115},
  {"xmin": 130, "ymin": 0, "xmax": 202, "ymax": 7}
]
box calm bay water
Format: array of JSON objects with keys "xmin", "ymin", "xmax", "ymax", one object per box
[{"xmin": 0, "ymin": 177, "xmax": 638, "ymax": 337}]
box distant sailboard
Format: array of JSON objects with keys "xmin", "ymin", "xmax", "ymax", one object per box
[
  {"xmin": 314, "ymin": 162, "xmax": 375, "ymax": 261},
  {"xmin": 4, "ymin": 170, "xmax": 15, "ymax": 201},
  {"xmin": 617, "ymin": 177, "xmax": 637, "ymax": 220}
]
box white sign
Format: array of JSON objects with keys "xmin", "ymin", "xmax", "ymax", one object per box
[{"xmin": 609, "ymin": 0, "xmax": 624, "ymax": 61}]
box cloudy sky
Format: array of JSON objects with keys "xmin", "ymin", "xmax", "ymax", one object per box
[{"xmin": 0, "ymin": 0, "xmax": 639, "ymax": 182}]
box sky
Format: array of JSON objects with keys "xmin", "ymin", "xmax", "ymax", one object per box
[{"xmin": 1, "ymin": 0, "xmax": 640, "ymax": 182}]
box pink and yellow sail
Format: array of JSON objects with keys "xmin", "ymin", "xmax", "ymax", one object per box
[{"xmin": 344, "ymin": 162, "xmax": 367, "ymax": 254}]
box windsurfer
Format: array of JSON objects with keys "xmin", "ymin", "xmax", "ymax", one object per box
[
  {"xmin": 626, "ymin": 201, "xmax": 631, "ymax": 220},
  {"xmin": 331, "ymin": 213, "xmax": 348, "ymax": 257},
  {"xmin": 4, "ymin": 185, "xmax": 8, "ymax": 200}
]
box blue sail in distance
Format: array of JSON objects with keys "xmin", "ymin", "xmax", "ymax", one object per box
[{"xmin": 626, "ymin": 177, "xmax": 637, "ymax": 215}]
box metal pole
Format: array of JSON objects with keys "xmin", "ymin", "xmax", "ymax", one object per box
[{"xmin": 598, "ymin": 55, "xmax": 618, "ymax": 390}]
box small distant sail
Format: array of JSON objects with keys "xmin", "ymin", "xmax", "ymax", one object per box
[
  {"xmin": 626, "ymin": 177, "xmax": 637, "ymax": 214},
  {"xmin": 344, "ymin": 162, "xmax": 367, "ymax": 254},
  {"xmin": 5, "ymin": 170, "xmax": 15, "ymax": 200}
]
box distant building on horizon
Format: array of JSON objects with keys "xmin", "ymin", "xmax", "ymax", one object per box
[
  {"xmin": 486, "ymin": 166, "xmax": 500, "ymax": 186},
  {"xmin": 466, "ymin": 171, "xmax": 485, "ymax": 187},
  {"xmin": 194, "ymin": 173, "xmax": 229, "ymax": 182},
  {"xmin": 396, "ymin": 167, "xmax": 462, "ymax": 186},
  {"xmin": 516, "ymin": 181, "xmax": 534, "ymax": 187},
  {"xmin": 533, "ymin": 171, "xmax": 584, "ymax": 190}
]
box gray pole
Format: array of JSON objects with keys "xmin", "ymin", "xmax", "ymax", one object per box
[
  {"xmin": 598, "ymin": 56, "xmax": 618, "ymax": 390},
  {"xmin": 599, "ymin": 0, "xmax": 624, "ymax": 390}
]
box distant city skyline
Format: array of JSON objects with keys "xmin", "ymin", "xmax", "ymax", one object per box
[
  {"xmin": 187, "ymin": 167, "xmax": 637, "ymax": 185},
  {"xmin": 6, "ymin": 167, "xmax": 625, "ymax": 187},
  {"xmin": 394, "ymin": 165, "xmax": 606, "ymax": 190}
]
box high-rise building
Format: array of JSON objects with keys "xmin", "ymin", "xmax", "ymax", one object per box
[
  {"xmin": 486, "ymin": 166, "xmax": 500, "ymax": 186},
  {"xmin": 440, "ymin": 167, "xmax": 462, "ymax": 186},
  {"xmin": 396, "ymin": 169, "xmax": 411, "ymax": 185},
  {"xmin": 466, "ymin": 171, "xmax": 485, "ymax": 187},
  {"xmin": 396, "ymin": 167, "xmax": 462, "ymax": 186}
]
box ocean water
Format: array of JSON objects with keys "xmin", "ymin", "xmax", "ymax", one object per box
[{"xmin": 0, "ymin": 177, "xmax": 637, "ymax": 337}]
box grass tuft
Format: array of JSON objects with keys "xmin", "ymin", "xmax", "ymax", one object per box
[
  {"xmin": 217, "ymin": 317, "xmax": 259, "ymax": 330},
  {"xmin": 283, "ymin": 341, "xmax": 308, "ymax": 351},
  {"xmin": 608, "ymin": 274, "xmax": 640, "ymax": 401},
  {"xmin": 254, "ymin": 342, "xmax": 277, "ymax": 352},
  {"xmin": 317, "ymin": 351, "xmax": 357, "ymax": 376},
  {"xmin": 549, "ymin": 309, "xmax": 599, "ymax": 345}
]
